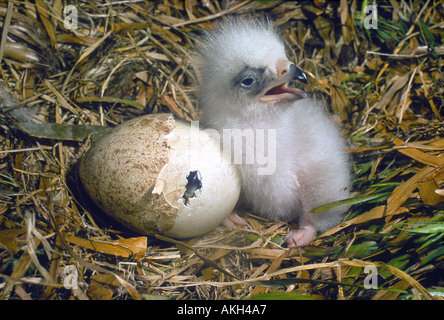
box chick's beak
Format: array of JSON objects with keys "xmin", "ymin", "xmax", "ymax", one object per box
[
  {"xmin": 276, "ymin": 59, "xmax": 307, "ymax": 84},
  {"xmin": 260, "ymin": 59, "xmax": 308, "ymax": 103}
]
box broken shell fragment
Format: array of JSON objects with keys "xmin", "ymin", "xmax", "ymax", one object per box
[{"xmin": 79, "ymin": 113, "xmax": 241, "ymax": 238}]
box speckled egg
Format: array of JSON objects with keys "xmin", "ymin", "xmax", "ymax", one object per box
[{"xmin": 79, "ymin": 113, "xmax": 241, "ymax": 238}]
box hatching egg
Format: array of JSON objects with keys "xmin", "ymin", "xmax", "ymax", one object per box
[{"xmin": 78, "ymin": 113, "xmax": 241, "ymax": 238}]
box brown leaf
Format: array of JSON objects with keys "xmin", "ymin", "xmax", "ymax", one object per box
[
  {"xmin": 340, "ymin": 0, "xmax": 351, "ymax": 45},
  {"xmin": 88, "ymin": 273, "xmax": 120, "ymax": 300},
  {"xmin": 3, "ymin": 42, "xmax": 40, "ymax": 66},
  {"xmin": 330, "ymin": 85, "xmax": 351, "ymax": 121},
  {"xmin": 313, "ymin": 16, "xmax": 332, "ymax": 63},
  {"xmin": 161, "ymin": 95, "xmax": 186, "ymax": 120},
  {"xmin": 365, "ymin": 57, "xmax": 384, "ymax": 71},
  {"xmin": 55, "ymin": 34, "xmax": 98, "ymax": 46},
  {"xmin": 386, "ymin": 166, "xmax": 436, "ymax": 220},
  {"xmin": 393, "ymin": 138, "xmax": 444, "ymax": 167},
  {"xmin": 35, "ymin": 0, "xmax": 57, "ymax": 48},
  {"xmin": 0, "ymin": 229, "xmax": 25, "ymax": 252},
  {"xmin": 321, "ymin": 205, "xmax": 409, "ymax": 237},
  {"xmin": 374, "ymin": 73, "xmax": 410, "ymax": 111},
  {"xmin": 245, "ymin": 248, "xmax": 288, "ymax": 260},
  {"xmin": 0, "ymin": 238, "xmax": 42, "ymax": 300},
  {"xmin": 251, "ymin": 251, "xmax": 291, "ymax": 295},
  {"xmin": 418, "ymin": 178, "xmax": 444, "ymax": 206},
  {"xmin": 67, "ymin": 235, "xmax": 147, "ymax": 259}
]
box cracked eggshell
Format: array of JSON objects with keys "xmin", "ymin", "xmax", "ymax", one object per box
[{"xmin": 79, "ymin": 113, "xmax": 241, "ymax": 238}]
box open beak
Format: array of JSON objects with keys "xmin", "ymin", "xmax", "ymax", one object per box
[{"xmin": 259, "ymin": 59, "xmax": 308, "ymax": 103}]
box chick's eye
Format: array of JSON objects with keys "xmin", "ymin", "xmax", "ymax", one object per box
[
  {"xmin": 233, "ymin": 68, "xmax": 264, "ymax": 93},
  {"xmin": 240, "ymin": 76, "xmax": 256, "ymax": 89}
]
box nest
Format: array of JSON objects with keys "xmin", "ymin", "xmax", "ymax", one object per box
[{"xmin": 0, "ymin": 0, "xmax": 443, "ymax": 301}]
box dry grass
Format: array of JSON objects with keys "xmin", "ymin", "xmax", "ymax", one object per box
[{"xmin": 0, "ymin": 0, "xmax": 443, "ymax": 300}]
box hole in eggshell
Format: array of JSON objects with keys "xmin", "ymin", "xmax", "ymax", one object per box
[{"xmin": 181, "ymin": 170, "xmax": 202, "ymax": 207}]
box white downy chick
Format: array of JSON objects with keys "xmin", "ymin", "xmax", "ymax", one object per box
[{"xmin": 196, "ymin": 19, "xmax": 351, "ymax": 247}]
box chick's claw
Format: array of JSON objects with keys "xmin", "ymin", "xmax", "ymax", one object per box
[
  {"xmin": 223, "ymin": 213, "xmax": 246, "ymax": 229},
  {"xmin": 285, "ymin": 223, "xmax": 317, "ymax": 248}
]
